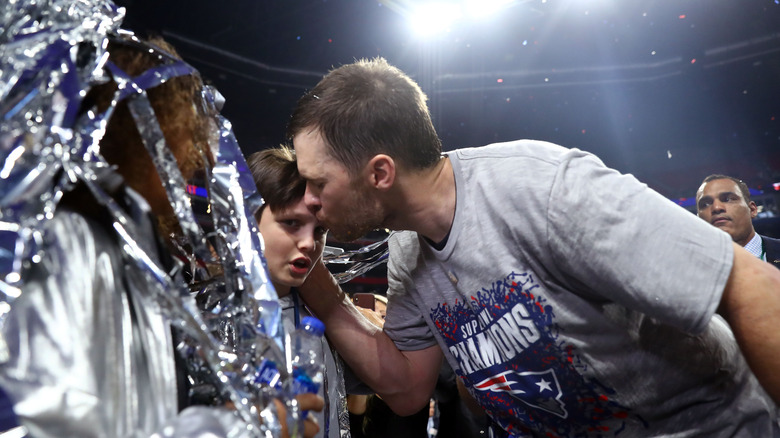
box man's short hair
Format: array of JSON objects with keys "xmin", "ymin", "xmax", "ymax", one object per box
[
  {"xmin": 700, "ymin": 174, "xmax": 752, "ymax": 204},
  {"xmin": 287, "ymin": 57, "xmax": 442, "ymax": 175}
]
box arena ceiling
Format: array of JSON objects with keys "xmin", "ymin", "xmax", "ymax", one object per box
[{"xmin": 117, "ymin": 0, "xmax": 780, "ymax": 198}]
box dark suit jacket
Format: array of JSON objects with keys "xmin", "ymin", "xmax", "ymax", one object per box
[{"xmin": 762, "ymin": 234, "xmax": 780, "ymax": 269}]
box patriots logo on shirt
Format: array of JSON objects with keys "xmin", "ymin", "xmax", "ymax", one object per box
[
  {"xmin": 431, "ymin": 271, "xmax": 641, "ymax": 436},
  {"xmin": 475, "ymin": 368, "xmax": 567, "ymax": 418}
]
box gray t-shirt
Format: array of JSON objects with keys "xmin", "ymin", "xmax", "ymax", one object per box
[{"xmin": 383, "ymin": 140, "xmax": 778, "ymax": 437}]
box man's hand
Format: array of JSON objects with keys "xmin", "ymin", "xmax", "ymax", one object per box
[
  {"xmin": 355, "ymin": 305, "xmax": 385, "ymax": 328},
  {"xmin": 297, "ymin": 260, "xmax": 443, "ymax": 415},
  {"xmin": 275, "ymin": 393, "xmax": 325, "ymax": 438}
]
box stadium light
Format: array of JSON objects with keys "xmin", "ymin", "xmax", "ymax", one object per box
[
  {"xmin": 406, "ymin": 0, "xmax": 522, "ymax": 38},
  {"xmin": 463, "ymin": 0, "xmax": 516, "ymax": 19},
  {"xmin": 408, "ymin": 2, "xmax": 463, "ymax": 37}
]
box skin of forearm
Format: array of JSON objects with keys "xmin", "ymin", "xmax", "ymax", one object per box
[
  {"xmin": 297, "ymin": 262, "xmax": 439, "ymax": 414},
  {"xmin": 718, "ymin": 242, "xmax": 780, "ymax": 404}
]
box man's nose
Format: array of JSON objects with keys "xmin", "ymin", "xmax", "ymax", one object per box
[
  {"xmin": 711, "ymin": 199, "xmax": 726, "ymax": 213},
  {"xmin": 304, "ymin": 184, "xmax": 322, "ymax": 213}
]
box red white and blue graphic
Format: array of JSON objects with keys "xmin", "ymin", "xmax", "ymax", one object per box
[
  {"xmin": 430, "ymin": 271, "xmax": 646, "ymax": 437},
  {"xmin": 474, "ymin": 368, "xmax": 567, "ymax": 419}
]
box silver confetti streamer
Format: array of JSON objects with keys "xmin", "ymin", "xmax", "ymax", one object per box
[{"xmin": 0, "ymin": 0, "xmax": 297, "ymax": 435}]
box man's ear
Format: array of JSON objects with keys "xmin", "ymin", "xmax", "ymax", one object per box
[
  {"xmin": 749, "ymin": 201, "xmax": 759, "ymax": 219},
  {"xmin": 365, "ymin": 154, "xmax": 395, "ymax": 190}
]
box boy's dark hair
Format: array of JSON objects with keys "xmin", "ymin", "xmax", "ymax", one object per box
[{"xmin": 247, "ymin": 145, "xmax": 306, "ymax": 218}]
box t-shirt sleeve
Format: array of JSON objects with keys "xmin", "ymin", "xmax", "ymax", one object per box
[
  {"xmin": 544, "ymin": 149, "xmax": 733, "ymax": 334},
  {"xmin": 382, "ymin": 232, "xmax": 439, "ymax": 351}
]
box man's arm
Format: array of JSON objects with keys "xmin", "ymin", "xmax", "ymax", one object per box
[
  {"xmin": 297, "ymin": 261, "xmax": 443, "ymax": 415},
  {"xmin": 718, "ymin": 241, "xmax": 780, "ymax": 404}
]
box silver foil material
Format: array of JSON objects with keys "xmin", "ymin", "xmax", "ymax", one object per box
[
  {"xmin": 109, "ymin": 57, "xmax": 213, "ymax": 263},
  {"xmin": 323, "ymin": 233, "xmax": 391, "ymax": 284},
  {"xmin": 78, "ymin": 168, "xmax": 275, "ymax": 436},
  {"xmin": 0, "ymin": 0, "xmax": 295, "ymax": 436},
  {"xmin": 0, "ymin": 0, "xmax": 122, "ymax": 308},
  {"xmin": 201, "ymin": 89, "xmax": 283, "ymax": 351},
  {"xmin": 1, "ymin": 205, "xmax": 181, "ymax": 438}
]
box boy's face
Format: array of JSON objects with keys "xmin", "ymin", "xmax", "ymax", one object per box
[{"xmin": 258, "ymin": 198, "xmax": 327, "ymax": 296}]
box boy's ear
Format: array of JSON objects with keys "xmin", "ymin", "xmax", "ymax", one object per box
[{"xmin": 365, "ymin": 154, "xmax": 395, "ymax": 190}]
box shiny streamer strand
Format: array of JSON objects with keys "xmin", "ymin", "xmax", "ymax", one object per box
[
  {"xmin": 0, "ymin": 0, "xmax": 297, "ymax": 435},
  {"xmin": 75, "ymin": 160, "xmax": 276, "ymax": 436},
  {"xmin": 323, "ymin": 233, "xmax": 392, "ymax": 284}
]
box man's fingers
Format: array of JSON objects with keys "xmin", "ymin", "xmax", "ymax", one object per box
[
  {"xmin": 274, "ymin": 394, "xmax": 324, "ymax": 438},
  {"xmin": 303, "ymin": 416, "xmax": 320, "ymax": 438},
  {"xmin": 355, "ymin": 306, "xmax": 385, "ymax": 328},
  {"xmin": 296, "ymin": 392, "xmax": 325, "ymax": 412},
  {"xmin": 272, "ymin": 399, "xmax": 290, "ymax": 437}
]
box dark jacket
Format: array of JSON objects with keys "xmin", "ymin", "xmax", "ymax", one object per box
[{"xmin": 762, "ymin": 234, "xmax": 780, "ymax": 269}]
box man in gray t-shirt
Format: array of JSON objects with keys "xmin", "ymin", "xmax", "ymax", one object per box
[
  {"xmin": 383, "ymin": 141, "xmax": 774, "ymax": 436},
  {"xmin": 289, "ymin": 58, "xmax": 780, "ymax": 437}
]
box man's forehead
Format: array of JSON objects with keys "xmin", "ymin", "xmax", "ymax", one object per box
[
  {"xmin": 292, "ymin": 131, "xmax": 324, "ymax": 166},
  {"xmin": 698, "ymin": 179, "xmax": 742, "ymax": 199},
  {"xmin": 293, "ymin": 130, "xmax": 350, "ymax": 178},
  {"xmin": 707, "ymin": 179, "xmax": 740, "ymax": 191}
]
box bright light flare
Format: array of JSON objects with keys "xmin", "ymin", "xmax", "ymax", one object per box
[
  {"xmin": 407, "ymin": 0, "xmax": 520, "ymax": 37},
  {"xmin": 463, "ymin": 0, "xmax": 515, "ymax": 19},
  {"xmin": 409, "ymin": 3, "xmax": 462, "ymax": 37}
]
